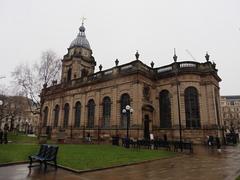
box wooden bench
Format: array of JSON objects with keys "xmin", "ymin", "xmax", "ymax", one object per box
[{"xmin": 28, "ymin": 144, "xmax": 59, "ymax": 171}]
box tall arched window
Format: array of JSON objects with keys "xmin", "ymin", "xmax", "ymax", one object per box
[
  {"xmin": 53, "ymin": 105, "xmax": 59, "ymax": 127},
  {"xmin": 63, "ymin": 103, "xmax": 70, "ymax": 128},
  {"xmin": 159, "ymin": 90, "xmax": 172, "ymax": 128},
  {"xmin": 67, "ymin": 68, "xmax": 72, "ymax": 81},
  {"xmin": 43, "ymin": 106, "xmax": 48, "ymax": 127},
  {"xmin": 120, "ymin": 93, "xmax": 130, "ymax": 128},
  {"xmin": 102, "ymin": 97, "xmax": 111, "ymax": 128},
  {"xmin": 75, "ymin": 101, "xmax": 81, "ymax": 128},
  {"xmin": 184, "ymin": 87, "xmax": 200, "ymax": 128},
  {"xmin": 87, "ymin": 99, "xmax": 95, "ymax": 128}
]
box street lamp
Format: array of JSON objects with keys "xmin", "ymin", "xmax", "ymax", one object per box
[
  {"xmin": 173, "ymin": 49, "xmax": 183, "ymax": 152},
  {"xmin": 122, "ymin": 105, "xmax": 133, "ymax": 148},
  {"xmin": 25, "ymin": 120, "xmax": 29, "ymax": 134},
  {"xmin": 0, "ymin": 100, "xmax": 3, "ymax": 128}
]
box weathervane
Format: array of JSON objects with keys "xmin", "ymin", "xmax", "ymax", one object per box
[{"xmin": 81, "ymin": 17, "xmax": 87, "ymax": 25}]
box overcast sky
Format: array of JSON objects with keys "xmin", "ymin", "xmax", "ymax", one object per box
[{"xmin": 0, "ymin": 0, "xmax": 239, "ymax": 95}]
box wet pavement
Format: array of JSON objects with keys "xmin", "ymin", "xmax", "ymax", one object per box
[{"xmin": 1, "ymin": 145, "xmax": 240, "ymax": 180}]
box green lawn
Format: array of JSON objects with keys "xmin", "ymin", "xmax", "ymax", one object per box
[
  {"xmin": 57, "ymin": 144, "xmax": 175, "ymax": 170},
  {"xmin": 0, "ymin": 144, "xmax": 39, "ymax": 163},
  {"xmin": 0, "ymin": 143, "xmax": 174, "ymax": 170},
  {"xmin": 0, "ymin": 133, "xmax": 175, "ymax": 170},
  {"xmin": 8, "ymin": 132, "xmax": 38, "ymax": 144}
]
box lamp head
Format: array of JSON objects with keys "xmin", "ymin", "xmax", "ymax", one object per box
[
  {"xmin": 122, "ymin": 109, "xmax": 127, "ymax": 114},
  {"xmin": 126, "ymin": 105, "xmax": 131, "ymax": 110},
  {"xmin": 130, "ymin": 108, "xmax": 134, "ymax": 113}
]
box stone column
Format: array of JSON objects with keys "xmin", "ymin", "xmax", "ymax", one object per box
[
  {"xmin": 48, "ymin": 99, "xmax": 54, "ymax": 126},
  {"xmin": 81, "ymin": 94, "xmax": 86, "ymax": 127},
  {"xmin": 69, "ymin": 95, "xmax": 74, "ymax": 127},
  {"xmin": 95, "ymin": 91, "xmax": 100, "ymax": 127},
  {"xmin": 111, "ymin": 87, "xmax": 117, "ymax": 127},
  {"xmin": 58, "ymin": 97, "xmax": 63, "ymax": 127}
]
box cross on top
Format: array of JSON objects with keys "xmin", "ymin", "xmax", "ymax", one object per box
[{"xmin": 81, "ymin": 17, "xmax": 86, "ymax": 25}]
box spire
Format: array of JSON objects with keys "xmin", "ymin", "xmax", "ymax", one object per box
[{"xmin": 173, "ymin": 48, "xmax": 178, "ymax": 62}]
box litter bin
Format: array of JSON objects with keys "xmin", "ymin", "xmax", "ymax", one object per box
[
  {"xmin": 57, "ymin": 130, "xmax": 66, "ymax": 144},
  {"xmin": 112, "ymin": 136, "xmax": 119, "ymax": 146}
]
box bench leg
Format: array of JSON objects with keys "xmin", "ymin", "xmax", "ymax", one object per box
[
  {"xmin": 54, "ymin": 160, "xmax": 57, "ymax": 170},
  {"xmin": 44, "ymin": 161, "xmax": 47, "ymax": 171},
  {"xmin": 28, "ymin": 156, "xmax": 33, "ymax": 168}
]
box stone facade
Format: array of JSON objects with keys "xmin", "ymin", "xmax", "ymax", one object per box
[
  {"xmin": 41, "ymin": 24, "xmax": 223, "ymax": 144},
  {"xmin": 0, "ymin": 95, "xmax": 39, "ymax": 133},
  {"xmin": 221, "ymin": 96, "xmax": 240, "ymax": 133}
]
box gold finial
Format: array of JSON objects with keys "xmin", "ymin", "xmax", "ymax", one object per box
[{"xmin": 81, "ymin": 17, "xmax": 87, "ymax": 25}]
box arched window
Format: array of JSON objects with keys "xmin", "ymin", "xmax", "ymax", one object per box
[
  {"xmin": 75, "ymin": 101, "xmax": 81, "ymax": 128},
  {"xmin": 87, "ymin": 99, "xmax": 95, "ymax": 128},
  {"xmin": 43, "ymin": 106, "xmax": 48, "ymax": 127},
  {"xmin": 159, "ymin": 90, "xmax": 172, "ymax": 128},
  {"xmin": 53, "ymin": 105, "xmax": 60, "ymax": 127},
  {"xmin": 67, "ymin": 68, "xmax": 72, "ymax": 81},
  {"xmin": 120, "ymin": 93, "xmax": 130, "ymax": 128},
  {"xmin": 184, "ymin": 87, "xmax": 200, "ymax": 128},
  {"xmin": 102, "ymin": 97, "xmax": 111, "ymax": 128},
  {"xmin": 63, "ymin": 103, "xmax": 70, "ymax": 128}
]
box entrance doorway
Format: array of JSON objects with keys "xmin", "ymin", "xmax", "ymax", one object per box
[{"xmin": 144, "ymin": 115, "xmax": 150, "ymax": 139}]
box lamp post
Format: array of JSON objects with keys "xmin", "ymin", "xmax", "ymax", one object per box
[
  {"xmin": 0, "ymin": 100, "xmax": 3, "ymax": 128},
  {"xmin": 122, "ymin": 105, "xmax": 133, "ymax": 148},
  {"xmin": 173, "ymin": 49, "xmax": 183, "ymax": 152}
]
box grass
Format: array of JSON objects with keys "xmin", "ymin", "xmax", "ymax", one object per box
[
  {"xmin": 8, "ymin": 132, "xmax": 38, "ymax": 144},
  {"xmin": 0, "ymin": 144, "xmax": 39, "ymax": 163},
  {"xmin": 57, "ymin": 144, "xmax": 175, "ymax": 170},
  {"xmin": 0, "ymin": 133, "xmax": 175, "ymax": 170}
]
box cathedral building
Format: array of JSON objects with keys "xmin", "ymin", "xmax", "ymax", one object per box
[{"xmin": 41, "ymin": 23, "xmax": 223, "ymax": 144}]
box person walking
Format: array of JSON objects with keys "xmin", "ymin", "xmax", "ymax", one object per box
[
  {"xmin": 3, "ymin": 124, "xmax": 9, "ymax": 144},
  {"xmin": 0, "ymin": 129, "xmax": 3, "ymax": 144},
  {"xmin": 215, "ymin": 136, "xmax": 221, "ymax": 153}
]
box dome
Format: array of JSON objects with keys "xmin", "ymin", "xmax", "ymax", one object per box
[{"xmin": 69, "ymin": 24, "xmax": 91, "ymax": 49}]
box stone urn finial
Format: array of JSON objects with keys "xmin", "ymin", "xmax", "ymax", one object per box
[
  {"xmin": 135, "ymin": 51, "xmax": 139, "ymax": 60},
  {"xmin": 99, "ymin": 64, "xmax": 103, "ymax": 71},
  {"xmin": 115, "ymin": 59, "xmax": 119, "ymax": 66}
]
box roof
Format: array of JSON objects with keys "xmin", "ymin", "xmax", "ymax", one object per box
[{"xmin": 69, "ymin": 24, "xmax": 91, "ymax": 49}]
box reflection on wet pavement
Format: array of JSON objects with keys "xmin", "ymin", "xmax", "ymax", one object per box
[{"xmin": 0, "ymin": 145, "xmax": 240, "ymax": 180}]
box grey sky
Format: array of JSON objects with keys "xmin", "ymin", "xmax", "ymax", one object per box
[{"xmin": 0, "ymin": 0, "xmax": 239, "ymax": 95}]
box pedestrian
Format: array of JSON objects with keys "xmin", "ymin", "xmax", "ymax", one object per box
[
  {"xmin": 86, "ymin": 132, "xmax": 91, "ymax": 142},
  {"xmin": 0, "ymin": 129, "xmax": 3, "ymax": 144},
  {"xmin": 208, "ymin": 135, "xmax": 214, "ymax": 148},
  {"xmin": 3, "ymin": 124, "xmax": 9, "ymax": 144},
  {"xmin": 215, "ymin": 136, "xmax": 221, "ymax": 153},
  {"xmin": 163, "ymin": 134, "xmax": 168, "ymax": 142}
]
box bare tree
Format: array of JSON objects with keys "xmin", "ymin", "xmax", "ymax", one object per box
[{"xmin": 12, "ymin": 50, "xmax": 61, "ymax": 135}]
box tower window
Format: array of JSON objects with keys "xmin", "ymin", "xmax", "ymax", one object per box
[{"xmin": 67, "ymin": 68, "xmax": 72, "ymax": 81}]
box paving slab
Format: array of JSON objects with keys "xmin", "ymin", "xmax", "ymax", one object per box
[{"xmin": 0, "ymin": 145, "xmax": 240, "ymax": 180}]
